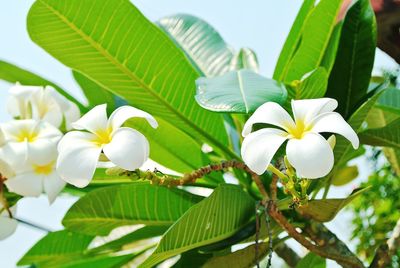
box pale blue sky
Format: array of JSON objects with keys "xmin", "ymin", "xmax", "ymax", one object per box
[{"xmin": 0, "ymin": 0, "xmax": 397, "ymax": 267}]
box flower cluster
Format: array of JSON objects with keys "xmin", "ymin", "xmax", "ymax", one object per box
[{"xmin": 0, "ymin": 83, "xmax": 157, "ymax": 240}]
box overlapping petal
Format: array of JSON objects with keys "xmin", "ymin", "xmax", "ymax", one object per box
[
  {"xmin": 291, "ymin": 98, "xmax": 337, "ymax": 125},
  {"xmin": 286, "ymin": 133, "xmax": 334, "ymax": 179},
  {"xmin": 242, "ymin": 102, "xmax": 295, "ymax": 136},
  {"xmin": 0, "ymin": 206, "xmax": 18, "ymax": 240},
  {"xmin": 5, "ymin": 173, "xmax": 43, "ymax": 197},
  {"xmin": 311, "ymin": 112, "xmax": 359, "ymax": 149},
  {"xmin": 44, "ymin": 172, "xmax": 67, "ymax": 204},
  {"xmin": 57, "ymin": 136, "xmax": 102, "ymax": 188},
  {"xmin": 241, "ymin": 128, "xmax": 288, "ymax": 175},
  {"xmin": 71, "ymin": 104, "xmax": 108, "ymax": 133},
  {"xmin": 108, "ymin": 106, "xmax": 158, "ymax": 130}
]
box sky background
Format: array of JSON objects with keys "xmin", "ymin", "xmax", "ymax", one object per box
[{"xmin": 0, "ymin": 0, "xmax": 398, "ymax": 267}]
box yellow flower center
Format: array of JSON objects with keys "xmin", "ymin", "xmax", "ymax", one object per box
[
  {"xmin": 33, "ymin": 161, "xmax": 54, "ymax": 175},
  {"xmin": 92, "ymin": 128, "xmax": 113, "ymax": 146},
  {"xmin": 286, "ymin": 120, "xmax": 312, "ymax": 139},
  {"xmin": 15, "ymin": 128, "xmax": 38, "ymax": 143}
]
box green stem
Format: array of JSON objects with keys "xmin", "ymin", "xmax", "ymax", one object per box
[{"xmin": 267, "ymin": 165, "xmax": 288, "ymax": 181}]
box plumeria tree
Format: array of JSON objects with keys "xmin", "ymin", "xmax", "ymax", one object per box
[{"xmin": 0, "ymin": 0, "xmax": 399, "ymax": 267}]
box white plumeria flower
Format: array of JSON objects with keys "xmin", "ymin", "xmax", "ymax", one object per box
[
  {"xmin": 4, "ymin": 144, "xmax": 66, "ymax": 203},
  {"xmin": 241, "ymin": 98, "xmax": 359, "ymax": 178},
  {"xmin": 0, "ymin": 204, "xmax": 17, "ymax": 240},
  {"xmin": 0, "ymin": 120, "xmax": 62, "ymax": 165},
  {"xmin": 57, "ymin": 104, "xmax": 158, "ymax": 188},
  {"xmin": 7, "ymin": 83, "xmax": 80, "ymax": 130}
]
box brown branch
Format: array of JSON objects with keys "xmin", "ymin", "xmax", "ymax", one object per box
[
  {"xmin": 0, "ymin": 176, "xmax": 12, "ymax": 218},
  {"xmin": 370, "ymin": 217, "xmax": 400, "ymax": 268},
  {"xmin": 270, "ymin": 174, "xmax": 278, "ymax": 201}
]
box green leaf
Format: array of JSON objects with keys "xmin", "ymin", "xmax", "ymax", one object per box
[
  {"xmin": 157, "ymin": 14, "xmax": 234, "ymax": 77},
  {"xmin": 140, "ymin": 184, "xmax": 255, "ymax": 268},
  {"xmin": 230, "ymin": 48, "xmax": 259, "ymax": 73},
  {"xmin": 203, "ymin": 242, "xmax": 269, "ymax": 268},
  {"xmin": 18, "ymin": 230, "xmax": 94, "ymax": 266},
  {"xmin": 27, "ymin": 0, "xmax": 230, "ymax": 156},
  {"xmin": 288, "ymin": 67, "xmax": 328, "ymax": 101},
  {"xmin": 62, "ymin": 182, "xmax": 203, "ymax": 236},
  {"xmin": 296, "ymin": 253, "xmax": 326, "ymax": 268},
  {"xmin": 172, "ymin": 250, "xmax": 213, "ymax": 268},
  {"xmin": 195, "ymin": 70, "xmax": 287, "ymax": 114},
  {"xmin": 331, "ymin": 165, "xmax": 359, "ymax": 186},
  {"xmin": 0, "ymin": 60, "xmax": 85, "ymax": 111},
  {"xmin": 298, "ymin": 187, "xmax": 369, "ymax": 222},
  {"xmin": 72, "ymin": 71, "xmax": 116, "ymax": 113},
  {"xmin": 284, "ymin": 0, "xmax": 343, "ymax": 82},
  {"xmin": 359, "ymin": 118, "xmax": 400, "ymax": 149},
  {"xmin": 325, "ymin": 0, "xmax": 377, "ymax": 118},
  {"xmin": 375, "ymin": 87, "xmax": 400, "ymax": 115},
  {"xmin": 321, "ymin": 22, "xmax": 343, "ymax": 73},
  {"xmin": 273, "ymin": 0, "xmax": 316, "ymax": 81}
]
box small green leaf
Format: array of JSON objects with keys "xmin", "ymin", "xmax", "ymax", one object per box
[
  {"xmin": 157, "ymin": 14, "xmax": 234, "ymax": 77},
  {"xmin": 59, "ymin": 254, "xmax": 135, "ymax": 268},
  {"xmin": 273, "ymin": 0, "xmax": 316, "ymax": 81},
  {"xmin": 296, "ymin": 252, "xmax": 326, "ymax": 268},
  {"xmin": 140, "ymin": 184, "xmax": 255, "ymax": 268},
  {"xmin": 230, "ymin": 48, "xmax": 259, "ymax": 73},
  {"xmin": 331, "ymin": 165, "xmax": 359, "ymax": 186},
  {"xmin": 298, "ymin": 187, "xmax": 369, "ymax": 222},
  {"xmin": 62, "ymin": 182, "xmax": 203, "ymax": 236},
  {"xmin": 196, "ymin": 70, "xmax": 287, "ymax": 114},
  {"xmin": 359, "ymin": 118, "xmax": 400, "ymax": 149},
  {"xmin": 325, "ymin": 0, "xmax": 377, "ymax": 118},
  {"xmin": 284, "ymin": 0, "xmax": 343, "ymax": 82},
  {"xmin": 375, "ymin": 87, "xmax": 400, "ymax": 115}
]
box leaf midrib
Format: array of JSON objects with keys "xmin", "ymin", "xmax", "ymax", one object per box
[{"xmin": 37, "ymin": 0, "xmax": 234, "ymax": 158}]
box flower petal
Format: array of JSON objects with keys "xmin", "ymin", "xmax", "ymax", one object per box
[
  {"xmin": 28, "ymin": 139, "xmax": 58, "ymax": 166},
  {"xmin": 5, "ymin": 173, "xmax": 43, "ymax": 197},
  {"xmin": 241, "ymin": 128, "xmax": 288, "ymax": 175},
  {"xmin": 0, "ymin": 212, "xmax": 17, "ymax": 240},
  {"xmin": 71, "ymin": 104, "xmax": 108, "ymax": 133},
  {"xmin": 57, "ymin": 131, "xmax": 97, "ymax": 153},
  {"xmin": 64, "ymin": 103, "xmax": 81, "ymax": 131},
  {"xmin": 242, "ymin": 102, "xmax": 295, "ymax": 136},
  {"xmin": 108, "ymin": 106, "xmax": 158, "ymax": 130},
  {"xmin": 44, "ymin": 172, "xmax": 66, "ymax": 204},
  {"xmin": 103, "ymin": 128, "xmax": 149, "ymax": 171},
  {"xmin": 0, "ymin": 158, "xmax": 15, "ymax": 178},
  {"xmin": 57, "ymin": 135, "xmax": 102, "ymax": 188},
  {"xmin": 310, "ymin": 112, "xmax": 359, "ymax": 149},
  {"xmin": 291, "ymin": 98, "xmax": 338, "ymax": 125},
  {"xmin": 286, "ymin": 133, "xmax": 334, "ymax": 179}
]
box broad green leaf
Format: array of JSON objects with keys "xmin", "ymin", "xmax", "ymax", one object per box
[
  {"xmin": 159, "ymin": 17, "xmax": 232, "ymax": 77},
  {"xmin": 298, "ymin": 187, "xmax": 369, "ymax": 222},
  {"xmin": 288, "ymin": 67, "xmax": 328, "ymax": 101},
  {"xmin": 72, "ymin": 71, "xmax": 116, "ymax": 113},
  {"xmin": 230, "ymin": 48, "xmax": 259, "ymax": 73},
  {"xmin": 284, "ymin": 0, "xmax": 343, "ymax": 82},
  {"xmin": 195, "ymin": 70, "xmax": 287, "ymax": 114},
  {"xmin": 27, "ymin": 0, "xmax": 230, "ymax": 157},
  {"xmin": 331, "ymin": 165, "xmax": 359, "ymax": 186},
  {"xmin": 203, "ymin": 243, "xmax": 269, "ymax": 268},
  {"xmin": 384, "ymin": 148, "xmax": 400, "ymax": 176},
  {"xmin": 325, "ymin": 0, "xmax": 377, "ymax": 118},
  {"xmin": 0, "ymin": 60, "xmax": 85, "ymax": 111},
  {"xmin": 172, "ymin": 250, "xmax": 213, "ymax": 268},
  {"xmin": 140, "ymin": 184, "xmax": 255, "ymax": 268},
  {"xmin": 62, "ymin": 182, "xmax": 203, "ymax": 236},
  {"xmin": 89, "ymin": 226, "xmax": 169, "ymax": 255},
  {"xmin": 375, "ymin": 87, "xmax": 400, "ymax": 115},
  {"xmin": 359, "ymin": 118, "xmax": 400, "ymax": 149},
  {"xmin": 157, "ymin": 14, "xmax": 234, "ymax": 77},
  {"xmin": 18, "ymin": 230, "xmax": 94, "ymax": 266},
  {"xmin": 273, "ymin": 0, "xmax": 316, "ymax": 81},
  {"xmin": 296, "ymin": 253, "xmax": 326, "ymax": 268}
]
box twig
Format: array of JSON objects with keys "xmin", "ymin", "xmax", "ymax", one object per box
[
  {"xmin": 274, "ymin": 243, "xmax": 300, "ymax": 267},
  {"xmin": 270, "ymin": 174, "xmax": 278, "ymax": 201}
]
